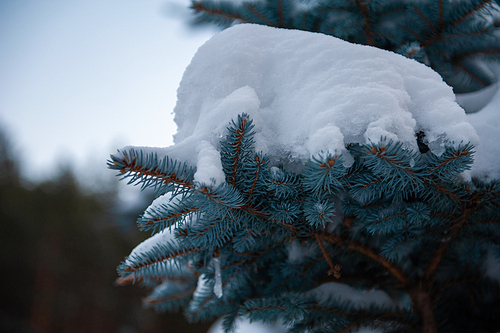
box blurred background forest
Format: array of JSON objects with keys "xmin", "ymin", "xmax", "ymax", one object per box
[
  {"xmin": 0, "ymin": 126, "xmax": 213, "ymax": 333},
  {"xmin": 0, "ymin": 1, "xmax": 218, "ymax": 332}
]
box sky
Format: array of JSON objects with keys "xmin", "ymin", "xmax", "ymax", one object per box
[{"xmin": 0, "ymin": 0, "xmax": 215, "ymax": 182}]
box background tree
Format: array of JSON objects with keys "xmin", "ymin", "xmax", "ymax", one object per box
[{"xmin": 0, "ymin": 125, "xmax": 212, "ymax": 333}]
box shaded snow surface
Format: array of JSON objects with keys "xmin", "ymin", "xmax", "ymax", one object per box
[{"xmin": 463, "ymin": 63, "xmax": 500, "ymax": 180}]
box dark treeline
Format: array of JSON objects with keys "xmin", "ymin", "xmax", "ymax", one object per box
[{"xmin": 0, "ymin": 128, "xmax": 212, "ymax": 333}]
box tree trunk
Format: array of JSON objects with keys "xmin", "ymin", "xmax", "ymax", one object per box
[{"xmin": 410, "ymin": 280, "xmax": 438, "ymax": 333}]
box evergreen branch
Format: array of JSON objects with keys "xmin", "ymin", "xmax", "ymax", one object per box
[
  {"xmin": 320, "ymin": 234, "xmax": 408, "ymax": 286},
  {"xmin": 186, "ymin": 293, "xmax": 218, "ymax": 319},
  {"xmin": 455, "ymin": 47, "xmax": 500, "ymax": 58},
  {"xmin": 315, "ymin": 233, "xmax": 342, "ymax": 278},
  {"xmin": 317, "ymin": 6, "xmax": 350, "ymax": 13},
  {"xmin": 268, "ymin": 216, "xmax": 300, "ymax": 233},
  {"xmin": 144, "ymin": 286, "xmax": 197, "ymax": 305},
  {"xmin": 115, "ymin": 273, "xmax": 193, "ymax": 286},
  {"xmin": 425, "ymin": 182, "xmax": 461, "ymax": 202},
  {"xmin": 436, "ymin": 276, "xmax": 481, "ymax": 292},
  {"xmin": 222, "ymin": 114, "xmax": 255, "ymax": 187},
  {"xmin": 199, "ymin": 185, "xmax": 244, "ymax": 210},
  {"xmin": 366, "ymin": 212, "xmax": 407, "ymax": 230},
  {"xmin": 224, "ymin": 240, "xmax": 287, "ymax": 271},
  {"xmin": 246, "ymin": 155, "xmax": 265, "ymax": 200},
  {"xmin": 108, "ymin": 151, "xmax": 194, "ymax": 190},
  {"xmin": 123, "ymin": 247, "xmax": 202, "ymax": 273},
  {"xmin": 442, "ymin": 28, "xmax": 490, "ymax": 41},
  {"xmin": 303, "ymin": 303, "xmax": 350, "ymax": 317},
  {"xmin": 371, "ymin": 31, "xmax": 397, "ymax": 41},
  {"xmin": 474, "ymin": 218, "xmax": 500, "ymax": 224},
  {"xmin": 335, "ymin": 321, "xmax": 358, "ymax": 333},
  {"xmin": 428, "ymin": 148, "xmax": 472, "ymax": 175},
  {"xmin": 459, "ymin": 228, "xmax": 500, "ymax": 244},
  {"xmin": 277, "ymin": 0, "xmax": 285, "ymax": 28},
  {"xmin": 430, "ymin": 211, "xmax": 455, "ymax": 219},
  {"xmin": 353, "ymin": 0, "xmax": 375, "ymax": 46},
  {"xmin": 401, "ymin": 25, "xmax": 423, "ymax": 42},
  {"xmin": 412, "ymin": 4, "xmax": 436, "ymax": 33},
  {"xmin": 438, "ymin": 0, "xmax": 444, "ymax": 33},
  {"xmin": 244, "ymin": 304, "xmax": 284, "ymax": 313},
  {"xmin": 356, "ymin": 175, "xmax": 390, "ymax": 189},
  {"xmin": 230, "ymin": 121, "xmax": 246, "ymax": 187},
  {"xmin": 366, "ymin": 145, "xmax": 419, "ymax": 178},
  {"xmin": 306, "ymin": 303, "xmax": 407, "ymax": 325},
  {"xmin": 450, "ymin": 0, "xmax": 494, "ymax": 27},
  {"xmin": 138, "ymin": 208, "xmax": 198, "ymax": 231},
  {"xmin": 453, "ymin": 58, "xmax": 491, "ymax": 87},
  {"xmin": 188, "ymin": 216, "xmax": 225, "ymax": 240},
  {"xmin": 245, "ymin": 3, "xmax": 277, "ymax": 27},
  {"xmin": 300, "ymin": 12, "xmax": 308, "ymax": 31},
  {"xmin": 311, "ymin": 15, "xmax": 322, "ymax": 32},
  {"xmin": 191, "ymin": 1, "xmax": 249, "ymax": 23},
  {"xmin": 425, "ymin": 210, "xmax": 468, "ymax": 278},
  {"xmin": 241, "ymin": 204, "xmax": 269, "ymax": 220}
]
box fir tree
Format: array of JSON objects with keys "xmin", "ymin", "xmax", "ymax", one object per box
[
  {"xmin": 109, "ymin": 2, "xmax": 500, "ymax": 333},
  {"xmin": 190, "ymin": 0, "xmax": 500, "ymax": 93}
]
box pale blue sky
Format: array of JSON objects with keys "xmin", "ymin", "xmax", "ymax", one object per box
[{"xmin": 0, "ymin": 0, "xmax": 215, "ymax": 181}]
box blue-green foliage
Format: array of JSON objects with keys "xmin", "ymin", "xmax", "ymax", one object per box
[
  {"xmin": 109, "ymin": 114, "xmax": 500, "ymax": 332},
  {"xmin": 190, "ymin": 0, "xmax": 500, "ymax": 93}
]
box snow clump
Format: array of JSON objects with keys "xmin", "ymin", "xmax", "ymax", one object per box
[{"xmin": 158, "ymin": 23, "xmax": 477, "ymax": 184}]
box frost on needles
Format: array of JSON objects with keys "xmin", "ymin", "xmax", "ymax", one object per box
[{"xmin": 109, "ymin": 25, "xmax": 500, "ymax": 333}]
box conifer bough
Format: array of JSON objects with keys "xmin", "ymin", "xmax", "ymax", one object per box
[{"xmin": 110, "ymin": 113, "xmax": 500, "ymax": 333}]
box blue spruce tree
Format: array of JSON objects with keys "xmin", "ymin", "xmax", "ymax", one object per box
[{"xmin": 110, "ymin": 2, "xmax": 500, "ymax": 333}]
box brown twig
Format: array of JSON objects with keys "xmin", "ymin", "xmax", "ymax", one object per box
[
  {"xmin": 354, "ymin": 0, "xmax": 375, "ymax": 46},
  {"xmin": 315, "ymin": 233, "xmax": 342, "ymax": 278},
  {"xmin": 191, "ymin": 1, "xmax": 249, "ymax": 22},
  {"xmin": 320, "ymin": 234, "xmax": 408, "ymax": 286}
]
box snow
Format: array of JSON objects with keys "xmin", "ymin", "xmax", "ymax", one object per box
[
  {"xmin": 126, "ymin": 229, "xmax": 175, "ymax": 265},
  {"xmin": 485, "ymin": 248, "xmax": 500, "ymax": 282},
  {"xmin": 287, "ymin": 239, "xmax": 316, "ymax": 263},
  {"xmin": 119, "ymin": 23, "xmax": 479, "ymax": 185},
  {"xmin": 207, "ymin": 314, "xmax": 382, "ymax": 333},
  {"xmin": 462, "ymin": 63, "xmax": 500, "ymax": 180},
  {"xmin": 194, "ymin": 140, "xmax": 225, "ymax": 185},
  {"xmin": 191, "ymin": 274, "xmax": 209, "ymax": 304},
  {"xmin": 310, "ymin": 282, "xmax": 396, "ymax": 310},
  {"xmin": 142, "ymin": 192, "xmax": 175, "ymax": 219},
  {"xmin": 208, "ymin": 317, "xmax": 287, "ymax": 333}
]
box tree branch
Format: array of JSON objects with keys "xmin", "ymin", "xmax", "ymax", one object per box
[
  {"xmin": 320, "ymin": 234, "xmax": 408, "ymax": 286},
  {"xmin": 425, "ymin": 210, "xmax": 468, "ymax": 278},
  {"xmin": 191, "ymin": 1, "xmax": 249, "ymax": 22},
  {"xmin": 315, "ymin": 233, "xmax": 342, "ymax": 278}
]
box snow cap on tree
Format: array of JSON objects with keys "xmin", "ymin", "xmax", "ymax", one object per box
[{"xmin": 158, "ymin": 24, "xmax": 478, "ymax": 178}]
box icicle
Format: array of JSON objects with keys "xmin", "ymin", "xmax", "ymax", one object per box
[{"xmin": 213, "ymin": 256, "xmax": 223, "ymax": 298}]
